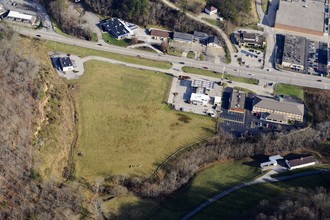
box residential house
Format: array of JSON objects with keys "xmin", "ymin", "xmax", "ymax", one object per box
[{"xmin": 205, "ymin": 6, "xmax": 218, "ymax": 15}]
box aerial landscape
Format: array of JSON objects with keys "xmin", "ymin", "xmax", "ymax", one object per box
[{"xmin": 1, "ymin": 0, "xmax": 330, "ymax": 219}]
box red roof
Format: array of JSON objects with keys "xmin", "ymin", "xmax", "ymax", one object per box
[{"xmin": 150, "ymin": 29, "xmax": 170, "ymax": 38}]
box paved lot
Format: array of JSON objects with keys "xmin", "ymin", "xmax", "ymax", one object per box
[{"xmin": 238, "ymin": 48, "xmax": 264, "ymax": 68}]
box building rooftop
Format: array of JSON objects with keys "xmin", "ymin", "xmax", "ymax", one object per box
[
  {"xmin": 254, "ymin": 96, "xmax": 305, "ymax": 116},
  {"xmin": 208, "ymin": 36, "xmax": 219, "ymax": 44},
  {"xmin": 282, "ymin": 35, "xmax": 307, "ymax": 67},
  {"xmin": 230, "ymin": 91, "xmax": 246, "ymax": 111},
  {"xmin": 206, "ymin": 6, "xmax": 217, "ymax": 11},
  {"xmin": 275, "ymin": 0, "xmax": 325, "ymax": 34},
  {"xmin": 191, "ymin": 80, "xmax": 213, "ymax": 90},
  {"xmin": 101, "ymin": 18, "xmax": 131, "ymax": 38},
  {"xmin": 193, "ymin": 31, "xmax": 209, "ymax": 39},
  {"xmin": 287, "ymin": 155, "xmax": 316, "ymax": 167},
  {"xmin": 173, "ymin": 32, "xmax": 194, "ymax": 42},
  {"xmin": 150, "ymin": 29, "xmax": 170, "ymax": 38},
  {"xmin": 60, "ymin": 57, "xmax": 73, "ymax": 67},
  {"xmin": 7, "ymin": 10, "xmax": 33, "ymax": 20}
]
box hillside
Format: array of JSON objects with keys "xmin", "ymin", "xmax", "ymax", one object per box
[{"xmin": 0, "ymin": 25, "xmax": 81, "ymax": 219}]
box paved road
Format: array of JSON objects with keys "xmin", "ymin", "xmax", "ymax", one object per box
[
  {"xmin": 15, "ymin": 27, "xmax": 330, "ymax": 90},
  {"xmin": 160, "ymin": 0, "xmax": 237, "ymax": 64},
  {"xmin": 181, "ymin": 168, "xmax": 330, "ymax": 220}
]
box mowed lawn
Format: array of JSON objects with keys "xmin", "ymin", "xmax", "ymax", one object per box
[
  {"xmin": 73, "ymin": 61, "xmax": 215, "ymax": 178},
  {"xmin": 275, "ymin": 83, "xmax": 304, "ymax": 100},
  {"xmin": 192, "ymin": 173, "xmax": 330, "ymax": 220},
  {"xmin": 149, "ymin": 160, "xmax": 260, "ymax": 219}
]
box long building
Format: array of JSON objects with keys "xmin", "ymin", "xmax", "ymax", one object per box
[
  {"xmin": 252, "ymin": 96, "xmax": 305, "ymax": 124},
  {"xmin": 280, "ymin": 35, "xmax": 307, "ymax": 71},
  {"xmin": 275, "ymin": 0, "xmax": 327, "ymax": 36},
  {"xmin": 7, "ymin": 10, "xmax": 36, "ymax": 25}
]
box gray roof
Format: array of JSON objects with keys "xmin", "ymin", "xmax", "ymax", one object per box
[
  {"xmin": 193, "ymin": 31, "xmax": 209, "ymax": 39},
  {"xmin": 266, "ymin": 113, "xmax": 288, "ymax": 122},
  {"xmin": 275, "ymin": 0, "xmax": 324, "ymax": 33},
  {"xmin": 254, "ymin": 96, "xmax": 304, "ymax": 115},
  {"xmin": 173, "ymin": 32, "xmax": 194, "ymax": 42},
  {"xmin": 282, "ymin": 35, "xmax": 306, "ymax": 67},
  {"xmin": 208, "ymin": 35, "xmax": 219, "ymax": 44},
  {"xmin": 287, "ymin": 155, "xmax": 315, "ymax": 168},
  {"xmin": 230, "ymin": 91, "xmax": 246, "ymax": 110}
]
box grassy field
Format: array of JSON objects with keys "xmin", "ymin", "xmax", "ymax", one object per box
[
  {"xmin": 102, "ymin": 33, "xmax": 131, "ymax": 47},
  {"xmin": 72, "ymin": 61, "xmax": 215, "ymax": 178},
  {"xmin": 149, "ymin": 160, "xmax": 260, "ymax": 219},
  {"xmin": 192, "ymin": 173, "xmax": 330, "ymax": 219},
  {"xmin": 187, "ymin": 51, "xmax": 195, "ymax": 59},
  {"xmin": 91, "ymin": 33, "xmax": 98, "ymax": 42},
  {"xmin": 44, "ymin": 41, "xmax": 172, "ymax": 69},
  {"xmin": 167, "ymin": 47, "xmax": 182, "ymax": 57},
  {"xmin": 182, "ymin": 67, "xmax": 259, "ymax": 85},
  {"xmin": 275, "ymin": 83, "xmax": 304, "ymax": 100},
  {"xmin": 134, "ymin": 46, "xmax": 158, "ymax": 53}
]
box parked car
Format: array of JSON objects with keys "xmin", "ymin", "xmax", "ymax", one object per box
[
  {"xmin": 202, "ymin": 67, "xmax": 208, "ymax": 69},
  {"xmin": 36, "ymin": 34, "xmax": 41, "ymax": 37}
]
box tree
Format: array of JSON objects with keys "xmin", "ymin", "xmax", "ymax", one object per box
[{"xmin": 160, "ymin": 40, "xmax": 169, "ymax": 53}]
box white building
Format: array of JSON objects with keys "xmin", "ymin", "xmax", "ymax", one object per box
[
  {"xmin": 260, "ymin": 155, "xmax": 283, "ymax": 168},
  {"xmin": 190, "ymin": 93, "xmax": 210, "ymax": 105},
  {"xmin": 205, "ymin": 6, "xmax": 218, "ymax": 15},
  {"xmin": 59, "ymin": 57, "xmax": 74, "ymax": 72},
  {"xmin": 285, "ymin": 155, "xmax": 316, "ymax": 170},
  {"xmin": 214, "ymin": 96, "xmax": 222, "ymax": 105},
  {"xmin": 7, "ymin": 10, "xmax": 36, "ymax": 25}
]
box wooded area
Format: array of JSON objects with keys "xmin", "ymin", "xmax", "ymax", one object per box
[{"xmin": 0, "ymin": 25, "xmax": 81, "ymax": 219}]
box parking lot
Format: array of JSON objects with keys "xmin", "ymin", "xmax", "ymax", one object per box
[
  {"xmin": 219, "ymin": 88, "xmax": 308, "ymax": 137},
  {"xmin": 236, "ymin": 48, "xmax": 264, "ymax": 68},
  {"xmin": 172, "ymin": 75, "xmax": 223, "ymax": 116}
]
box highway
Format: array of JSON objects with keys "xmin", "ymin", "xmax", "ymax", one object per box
[{"xmin": 16, "ymin": 27, "xmax": 330, "ymax": 90}]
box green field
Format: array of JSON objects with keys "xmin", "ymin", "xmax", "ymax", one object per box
[
  {"xmin": 45, "ymin": 41, "xmax": 172, "ymax": 69},
  {"xmin": 187, "ymin": 51, "xmax": 195, "ymax": 59},
  {"xmin": 275, "ymin": 83, "xmax": 304, "ymax": 100},
  {"xmin": 192, "ymin": 173, "xmax": 330, "ymax": 220},
  {"xmin": 167, "ymin": 47, "xmax": 182, "ymax": 57},
  {"xmin": 182, "ymin": 67, "xmax": 259, "ymax": 85},
  {"xmin": 73, "ymin": 61, "xmax": 215, "ymax": 178},
  {"xmin": 102, "ymin": 33, "xmax": 131, "ymax": 47},
  {"xmin": 149, "ymin": 160, "xmax": 260, "ymax": 219}
]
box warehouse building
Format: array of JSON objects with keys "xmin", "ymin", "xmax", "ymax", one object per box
[
  {"xmin": 275, "ymin": 0, "xmax": 326, "ymax": 36},
  {"xmin": 100, "ymin": 18, "xmax": 133, "ymax": 39},
  {"xmin": 7, "ymin": 10, "xmax": 36, "ymax": 25},
  {"xmin": 280, "ymin": 35, "xmax": 307, "ymax": 71}
]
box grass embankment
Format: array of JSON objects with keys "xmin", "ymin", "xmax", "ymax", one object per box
[
  {"xmin": 45, "ymin": 41, "xmax": 172, "ymax": 69},
  {"xmin": 72, "ymin": 61, "xmax": 215, "ymax": 178},
  {"xmin": 91, "ymin": 33, "xmax": 98, "ymax": 42},
  {"xmin": 102, "ymin": 33, "xmax": 131, "ymax": 47},
  {"xmin": 275, "ymin": 83, "xmax": 304, "ymax": 100},
  {"xmin": 149, "ymin": 160, "xmax": 260, "ymax": 219},
  {"xmin": 134, "ymin": 46, "xmax": 158, "ymax": 53},
  {"xmin": 167, "ymin": 46, "xmax": 182, "ymax": 57},
  {"xmin": 193, "ymin": 172, "xmax": 330, "ymax": 219},
  {"xmin": 182, "ymin": 66, "xmax": 259, "ymax": 85}
]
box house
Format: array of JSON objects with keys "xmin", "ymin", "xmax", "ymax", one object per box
[
  {"xmin": 205, "ymin": 6, "xmax": 218, "ymax": 15},
  {"xmin": 229, "ymin": 91, "xmax": 246, "ymax": 113},
  {"xmin": 285, "ymin": 155, "xmax": 316, "ymax": 170},
  {"xmin": 100, "ymin": 18, "xmax": 133, "ymax": 40},
  {"xmin": 260, "ymin": 155, "xmax": 283, "ymax": 168},
  {"xmin": 190, "ymin": 93, "xmax": 210, "ymax": 105},
  {"xmin": 193, "ymin": 31, "xmax": 209, "ymax": 42},
  {"xmin": 59, "ymin": 57, "xmax": 74, "ymax": 72},
  {"xmin": 173, "ymin": 32, "xmax": 194, "ymax": 43},
  {"xmin": 252, "ymin": 96, "xmax": 305, "ymax": 124},
  {"xmin": 7, "ymin": 10, "xmax": 36, "ymax": 25},
  {"xmin": 150, "ymin": 29, "xmax": 171, "ymax": 40},
  {"xmin": 235, "ymin": 31, "xmax": 265, "ymax": 48},
  {"xmin": 207, "ymin": 36, "xmax": 221, "ymax": 48}
]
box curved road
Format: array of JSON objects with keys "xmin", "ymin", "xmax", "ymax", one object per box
[
  {"xmin": 160, "ymin": 0, "xmax": 237, "ymax": 64},
  {"xmin": 181, "ymin": 168, "xmax": 330, "ymax": 220}
]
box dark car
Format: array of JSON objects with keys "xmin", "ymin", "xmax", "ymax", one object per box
[
  {"xmin": 179, "ymin": 62, "xmax": 185, "ymax": 64},
  {"xmin": 36, "ymin": 34, "xmax": 41, "ymax": 37},
  {"xmin": 97, "ymin": 43, "xmax": 102, "ymax": 46},
  {"xmin": 316, "ymin": 79, "xmax": 322, "ymax": 82},
  {"xmin": 203, "ymin": 67, "xmax": 208, "ymax": 69}
]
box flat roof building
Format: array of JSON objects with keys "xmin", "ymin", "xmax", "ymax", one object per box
[
  {"xmin": 229, "ymin": 91, "xmax": 246, "ymax": 113},
  {"xmin": 59, "ymin": 57, "xmax": 74, "ymax": 72},
  {"xmin": 252, "ymin": 96, "xmax": 305, "ymax": 123},
  {"xmin": 193, "ymin": 31, "xmax": 209, "ymax": 41},
  {"xmin": 281, "ymin": 35, "xmax": 307, "ymax": 71},
  {"xmin": 234, "ymin": 31, "xmax": 265, "ymax": 48},
  {"xmin": 100, "ymin": 18, "xmax": 133, "ymax": 39},
  {"xmin": 7, "ymin": 10, "xmax": 36, "ymax": 25},
  {"xmin": 275, "ymin": 0, "xmax": 326, "ymax": 36},
  {"xmin": 173, "ymin": 32, "xmax": 194, "ymax": 43},
  {"xmin": 190, "ymin": 93, "xmax": 210, "ymax": 105}
]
